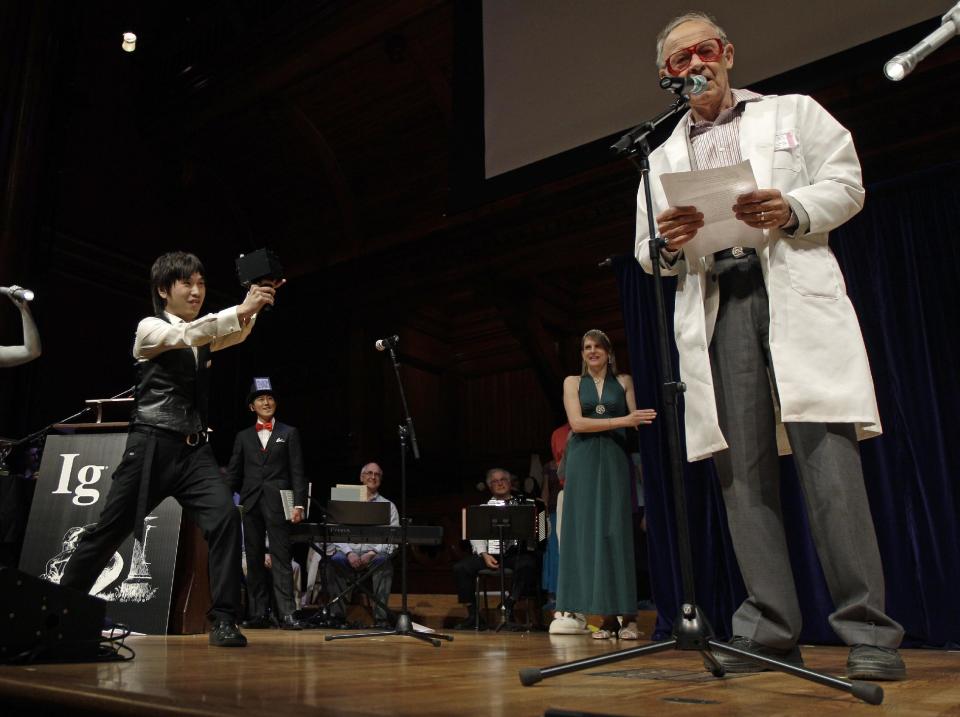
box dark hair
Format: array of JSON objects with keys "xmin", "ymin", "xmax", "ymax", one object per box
[{"xmin": 150, "ymin": 251, "xmax": 205, "ymax": 314}]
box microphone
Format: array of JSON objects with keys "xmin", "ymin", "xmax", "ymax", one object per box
[
  {"xmin": 374, "ymin": 335, "xmax": 399, "ymax": 351},
  {"xmin": 659, "ymin": 74, "xmax": 708, "ymax": 96},
  {"xmin": 885, "ymin": 2, "xmax": 960, "ymax": 81},
  {"xmin": 0, "ymin": 286, "xmax": 35, "ymax": 302}
]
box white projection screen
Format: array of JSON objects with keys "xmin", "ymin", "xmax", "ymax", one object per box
[{"xmin": 482, "ymin": 1, "xmax": 948, "ymax": 178}]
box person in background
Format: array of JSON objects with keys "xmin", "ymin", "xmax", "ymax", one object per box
[
  {"xmin": 0, "ymin": 285, "xmax": 41, "ymax": 368},
  {"xmin": 453, "ymin": 467, "xmax": 539, "ymax": 630},
  {"xmin": 227, "ymin": 378, "xmax": 307, "ymax": 630},
  {"xmin": 540, "ymin": 423, "xmax": 570, "ymax": 613},
  {"xmin": 552, "ymin": 330, "xmax": 656, "ymax": 640},
  {"xmin": 326, "ymin": 462, "xmax": 399, "ymax": 628}
]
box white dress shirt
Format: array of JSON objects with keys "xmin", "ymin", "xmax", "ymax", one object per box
[{"xmin": 133, "ymin": 307, "xmax": 256, "ymax": 361}]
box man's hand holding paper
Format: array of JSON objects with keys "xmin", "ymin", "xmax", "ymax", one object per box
[
  {"xmin": 733, "ymin": 188, "xmax": 793, "ymax": 230},
  {"xmin": 657, "ymin": 160, "xmax": 780, "ymax": 261}
]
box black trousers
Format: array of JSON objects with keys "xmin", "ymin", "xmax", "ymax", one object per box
[
  {"xmin": 61, "ymin": 429, "xmax": 242, "ymax": 623},
  {"xmin": 243, "ymin": 493, "xmax": 296, "ymax": 618},
  {"xmin": 453, "ymin": 550, "xmax": 538, "ymax": 605}
]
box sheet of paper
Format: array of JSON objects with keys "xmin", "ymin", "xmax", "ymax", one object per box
[
  {"xmin": 280, "ymin": 489, "xmax": 295, "ymax": 521},
  {"xmin": 659, "ymin": 160, "xmax": 764, "ymax": 262}
]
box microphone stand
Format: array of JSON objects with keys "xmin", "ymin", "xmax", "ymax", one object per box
[
  {"xmin": 0, "ymin": 387, "xmax": 134, "ymax": 476},
  {"xmin": 517, "ymin": 90, "xmax": 884, "ymax": 706},
  {"xmin": 326, "ymin": 340, "xmax": 452, "ymax": 647}
]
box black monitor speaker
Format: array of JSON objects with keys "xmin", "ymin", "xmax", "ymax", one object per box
[{"xmin": 0, "ymin": 567, "xmax": 106, "ymax": 663}]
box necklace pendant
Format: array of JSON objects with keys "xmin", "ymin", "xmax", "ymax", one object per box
[{"xmin": 595, "ymin": 404, "xmax": 606, "ymax": 415}]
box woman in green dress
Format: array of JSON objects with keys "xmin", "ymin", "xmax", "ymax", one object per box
[{"xmin": 555, "ymin": 329, "xmax": 656, "ymax": 639}]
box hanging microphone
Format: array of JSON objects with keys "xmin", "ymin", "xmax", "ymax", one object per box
[
  {"xmin": 660, "ymin": 74, "xmax": 708, "ymax": 96},
  {"xmin": 0, "ymin": 286, "xmax": 35, "ymax": 302},
  {"xmin": 374, "ymin": 335, "xmax": 399, "ymax": 351},
  {"xmin": 884, "ymin": 3, "xmax": 960, "ymax": 81}
]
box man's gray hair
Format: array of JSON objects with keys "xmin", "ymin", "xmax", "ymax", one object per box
[
  {"xmin": 655, "ymin": 11, "xmax": 728, "ymax": 68},
  {"xmin": 485, "ymin": 467, "xmax": 509, "ymax": 487}
]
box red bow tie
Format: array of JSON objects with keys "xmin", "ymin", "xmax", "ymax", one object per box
[{"xmin": 256, "ymin": 421, "xmax": 273, "ymax": 432}]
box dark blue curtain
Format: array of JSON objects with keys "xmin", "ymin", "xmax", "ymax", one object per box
[{"xmin": 613, "ymin": 161, "xmax": 960, "ymax": 647}]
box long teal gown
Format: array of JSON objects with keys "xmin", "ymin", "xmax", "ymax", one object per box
[{"xmin": 556, "ymin": 374, "xmax": 637, "ymax": 616}]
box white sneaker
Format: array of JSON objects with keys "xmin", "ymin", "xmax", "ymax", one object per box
[{"xmin": 549, "ymin": 611, "xmax": 590, "ymax": 634}]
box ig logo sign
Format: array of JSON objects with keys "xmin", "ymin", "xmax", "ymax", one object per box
[{"xmin": 51, "ymin": 453, "xmax": 109, "ymax": 506}]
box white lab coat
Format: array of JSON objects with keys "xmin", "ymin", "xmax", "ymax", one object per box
[{"xmin": 636, "ymin": 94, "xmax": 881, "ymax": 461}]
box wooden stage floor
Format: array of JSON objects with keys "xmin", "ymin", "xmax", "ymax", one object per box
[{"xmin": 1, "ymin": 630, "xmax": 958, "ymax": 717}]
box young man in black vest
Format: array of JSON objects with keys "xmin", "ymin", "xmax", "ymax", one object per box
[
  {"xmin": 227, "ymin": 378, "xmax": 307, "ymax": 629},
  {"xmin": 61, "ymin": 251, "xmax": 280, "ymax": 646}
]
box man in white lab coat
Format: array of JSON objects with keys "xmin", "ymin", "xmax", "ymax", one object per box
[{"xmin": 635, "ymin": 11, "xmax": 905, "ymax": 680}]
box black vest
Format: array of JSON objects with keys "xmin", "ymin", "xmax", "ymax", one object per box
[{"xmin": 131, "ymin": 314, "xmax": 211, "ymax": 434}]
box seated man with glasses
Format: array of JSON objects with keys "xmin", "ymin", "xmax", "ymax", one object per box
[
  {"xmin": 452, "ymin": 467, "xmax": 539, "ymax": 630},
  {"xmin": 326, "ymin": 462, "xmax": 399, "ymax": 628}
]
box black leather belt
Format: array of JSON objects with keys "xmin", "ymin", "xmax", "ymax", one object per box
[
  {"xmin": 714, "ymin": 246, "xmax": 757, "ymax": 261},
  {"xmin": 130, "ymin": 425, "xmax": 207, "ymax": 542}
]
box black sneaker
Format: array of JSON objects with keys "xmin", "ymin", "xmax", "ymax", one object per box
[
  {"xmin": 846, "ymin": 645, "xmax": 906, "ymax": 681},
  {"xmin": 707, "ymin": 635, "xmax": 804, "ymax": 673},
  {"xmin": 209, "ymin": 620, "xmax": 248, "ymax": 647}
]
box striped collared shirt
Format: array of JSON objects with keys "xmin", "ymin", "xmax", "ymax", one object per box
[{"xmin": 687, "ymin": 88, "xmax": 762, "ymax": 171}]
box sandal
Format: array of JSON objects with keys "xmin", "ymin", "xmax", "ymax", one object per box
[
  {"xmin": 592, "ymin": 618, "xmax": 622, "ymax": 640},
  {"xmin": 618, "ymin": 621, "xmax": 641, "ymax": 640}
]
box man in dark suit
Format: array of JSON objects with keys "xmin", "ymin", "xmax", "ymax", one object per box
[{"xmin": 227, "ymin": 378, "xmax": 307, "ymax": 630}]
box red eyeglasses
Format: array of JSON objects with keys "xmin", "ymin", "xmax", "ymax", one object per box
[{"xmin": 664, "ymin": 37, "xmax": 726, "ymax": 74}]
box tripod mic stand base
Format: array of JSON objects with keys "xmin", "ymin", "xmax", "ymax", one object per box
[
  {"xmin": 325, "ymin": 611, "xmax": 454, "ymax": 648},
  {"xmin": 519, "ymin": 604, "xmax": 884, "ymax": 704}
]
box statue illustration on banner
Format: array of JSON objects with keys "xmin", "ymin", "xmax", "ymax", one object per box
[{"xmin": 40, "ymin": 515, "xmax": 160, "ymax": 603}]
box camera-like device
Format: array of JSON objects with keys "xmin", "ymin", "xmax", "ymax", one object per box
[{"xmin": 236, "ymin": 248, "xmax": 283, "ymax": 287}]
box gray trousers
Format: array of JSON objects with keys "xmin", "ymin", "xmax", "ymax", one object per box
[{"xmin": 708, "ymin": 256, "xmax": 903, "ymax": 649}]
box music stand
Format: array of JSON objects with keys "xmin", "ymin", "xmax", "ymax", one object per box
[
  {"xmin": 466, "ymin": 504, "xmax": 535, "ymax": 632},
  {"xmin": 327, "ymin": 500, "xmax": 390, "ymax": 526}
]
